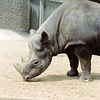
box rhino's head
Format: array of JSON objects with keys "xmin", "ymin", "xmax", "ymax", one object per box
[{"xmin": 14, "ymin": 29, "xmax": 52, "ymax": 81}]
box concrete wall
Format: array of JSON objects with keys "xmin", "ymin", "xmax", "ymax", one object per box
[
  {"xmin": 0, "ymin": 0, "xmax": 30, "ymax": 31},
  {"xmin": 0, "ymin": 0, "xmax": 65, "ymax": 31},
  {"xmin": 29, "ymin": 0, "xmax": 40, "ymax": 30},
  {"xmin": 30, "ymin": 0, "xmax": 66, "ymax": 30},
  {"xmin": 40, "ymin": 0, "xmax": 64, "ymax": 24}
]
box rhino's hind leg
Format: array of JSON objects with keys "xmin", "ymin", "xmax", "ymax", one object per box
[
  {"xmin": 67, "ymin": 53, "xmax": 79, "ymax": 77},
  {"xmin": 75, "ymin": 45, "xmax": 93, "ymax": 82}
]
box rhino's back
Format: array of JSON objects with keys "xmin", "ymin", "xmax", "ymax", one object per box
[{"xmin": 61, "ymin": 0, "xmax": 100, "ymax": 50}]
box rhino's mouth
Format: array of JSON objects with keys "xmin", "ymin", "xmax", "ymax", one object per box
[
  {"xmin": 13, "ymin": 62, "xmax": 40, "ymax": 81},
  {"xmin": 13, "ymin": 57, "xmax": 48, "ymax": 81},
  {"xmin": 14, "ymin": 56, "xmax": 52, "ymax": 81},
  {"xmin": 14, "ymin": 62, "xmax": 48, "ymax": 81},
  {"xmin": 22, "ymin": 67, "xmax": 41, "ymax": 81},
  {"xmin": 13, "ymin": 56, "xmax": 32, "ymax": 81}
]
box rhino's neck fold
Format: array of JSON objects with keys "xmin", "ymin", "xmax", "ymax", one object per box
[{"xmin": 37, "ymin": 3, "xmax": 66, "ymax": 56}]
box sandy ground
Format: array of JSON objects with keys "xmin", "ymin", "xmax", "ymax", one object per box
[{"xmin": 0, "ymin": 40, "xmax": 100, "ymax": 100}]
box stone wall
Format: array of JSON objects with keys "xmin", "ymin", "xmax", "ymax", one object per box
[
  {"xmin": 0, "ymin": 0, "xmax": 66, "ymax": 31},
  {"xmin": 0, "ymin": 0, "xmax": 30, "ymax": 31},
  {"xmin": 30, "ymin": 0, "xmax": 66, "ymax": 30},
  {"xmin": 29, "ymin": 0, "xmax": 40, "ymax": 30}
]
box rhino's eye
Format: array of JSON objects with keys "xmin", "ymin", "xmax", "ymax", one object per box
[{"xmin": 30, "ymin": 59, "xmax": 40, "ymax": 66}]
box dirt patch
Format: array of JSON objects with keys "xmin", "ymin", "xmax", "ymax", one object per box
[{"xmin": 0, "ymin": 40, "xmax": 100, "ymax": 100}]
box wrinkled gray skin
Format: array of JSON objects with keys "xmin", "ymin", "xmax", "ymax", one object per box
[{"xmin": 14, "ymin": 0, "xmax": 100, "ymax": 82}]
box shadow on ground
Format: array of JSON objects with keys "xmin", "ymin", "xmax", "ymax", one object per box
[
  {"xmin": 25, "ymin": 72, "xmax": 100, "ymax": 82},
  {"xmin": 92, "ymin": 73, "xmax": 100, "ymax": 80},
  {"xmin": 28, "ymin": 74, "xmax": 79, "ymax": 82}
]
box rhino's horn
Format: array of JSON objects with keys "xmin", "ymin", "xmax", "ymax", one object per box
[
  {"xmin": 21, "ymin": 56, "xmax": 28, "ymax": 63},
  {"xmin": 13, "ymin": 63, "xmax": 22, "ymax": 74}
]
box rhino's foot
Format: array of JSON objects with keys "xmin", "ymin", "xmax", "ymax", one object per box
[
  {"xmin": 79, "ymin": 73, "xmax": 93, "ymax": 82},
  {"xmin": 67, "ymin": 69, "xmax": 79, "ymax": 77}
]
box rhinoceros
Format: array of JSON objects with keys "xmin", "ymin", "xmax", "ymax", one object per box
[{"xmin": 14, "ymin": 0, "xmax": 100, "ymax": 82}]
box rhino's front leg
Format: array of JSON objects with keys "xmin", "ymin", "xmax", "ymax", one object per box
[
  {"xmin": 67, "ymin": 53, "xmax": 79, "ymax": 76},
  {"xmin": 75, "ymin": 45, "xmax": 93, "ymax": 82}
]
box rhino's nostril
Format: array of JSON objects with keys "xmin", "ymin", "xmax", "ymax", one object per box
[{"xmin": 25, "ymin": 76, "xmax": 31, "ymax": 81}]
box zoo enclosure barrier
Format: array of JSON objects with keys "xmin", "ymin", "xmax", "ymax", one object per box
[{"xmin": 0, "ymin": 0, "xmax": 65, "ymax": 31}]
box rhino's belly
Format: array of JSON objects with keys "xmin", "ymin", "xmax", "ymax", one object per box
[
  {"xmin": 90, "ymin": 36, "xmax": 100, "ymax": 55},
  {"xmin": 91, "ymin": 41, "xmax": 100, "ymax": 55},
  {"xmin": 92, "ymin": 49, "xmax": 100, "ymax": 55}
]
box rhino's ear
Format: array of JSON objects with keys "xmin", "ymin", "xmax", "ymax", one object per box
[
  {"xmin": 29, "ymin": 29, "xmax": 36, "ymax": 36},
  {"xmin": 41, "ymin": 31, "xmax": 48, "ymax": 44}
]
